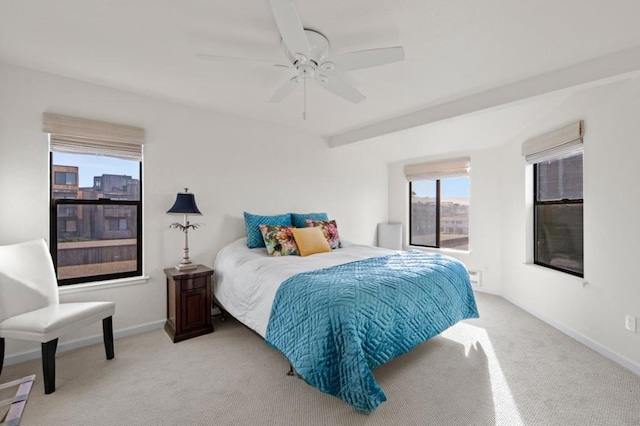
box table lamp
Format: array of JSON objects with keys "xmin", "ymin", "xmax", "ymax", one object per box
[{"xmin": 167, "ymin": 188, "xmax": 202, "ymax": 270}]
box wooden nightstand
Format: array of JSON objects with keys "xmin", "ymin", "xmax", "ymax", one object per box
[{"xmin": 164, "ymin": 265, "xmax": 214, "ymax": 343}]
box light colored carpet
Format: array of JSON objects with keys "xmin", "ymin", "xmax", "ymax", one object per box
[{"xmin": 2, "ymin": 293, "xmax": 639, "ymax": 425}]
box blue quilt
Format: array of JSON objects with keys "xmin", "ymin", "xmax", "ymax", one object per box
[{"xmin": 265, "ymin": 250, "xmax": 479, "ymax": 413}]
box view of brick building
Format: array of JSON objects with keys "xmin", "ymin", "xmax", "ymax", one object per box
[{"xmin": 52, "ymin": 164, "xmax": 140, "ymax": 280}]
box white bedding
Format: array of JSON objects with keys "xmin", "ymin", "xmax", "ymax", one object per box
[{"xmin": 213, "ymin": 238, "xmax": 396, "ymax": 337}]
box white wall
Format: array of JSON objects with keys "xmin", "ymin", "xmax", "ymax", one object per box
[
  {"xmin": 385, "ymin": 76, "xmax": 640, "ymax": 371},
  {"xmin": 0, "ymin": 62, "xmax": 389, "ymax": 359},
  {"xmin": 499, "ymin": 78, "xmax": 640, "ymax": 369},
  {"xmin": 388, "ymin": 149, "xmax": 503, "ymax": 295}
]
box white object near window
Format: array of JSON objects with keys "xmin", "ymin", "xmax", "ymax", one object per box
[
  {"xmin": 44, "ymin": 113, "xmax": 144, "ymax": 161},
  {"xmin": 521, "ymin": 120, "xmax": 583, "ymax": 164},
  {"xmin": 404, "ymin": 157, "xmax": 470, "ymax": 181},
  {"xmin": 378, "ymin": 223, "xmax": 403, "ymax": 251},
  {"xmin": 468, "ymin": 269, "xmax": 482, "ymax": 286}
]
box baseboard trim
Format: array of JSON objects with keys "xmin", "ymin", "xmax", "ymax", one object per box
[
  {"xmin": 3, "ymin": 319, "xmax": 165, "ymax": 367},
  {"xmin": 503, "ymin": 295, "xmax": 640, "ymax": 376},
  {"xmin": 472, "ymin": 287, "xmax": 501, "ymax": 296}
]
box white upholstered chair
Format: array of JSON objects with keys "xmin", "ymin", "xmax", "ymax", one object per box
[{"xmin": 0, "ymin": 239, "xmax": 115, "ymax": 394}]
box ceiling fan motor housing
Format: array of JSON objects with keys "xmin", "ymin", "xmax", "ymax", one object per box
[{"xmin": 283, "ymin": 29, "xmax": 331, "ymax": 73}]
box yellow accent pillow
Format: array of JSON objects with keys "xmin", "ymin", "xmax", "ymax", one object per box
[{"xmin": 291, "ymin": 226, "xmax": 331, "ymax": 257}]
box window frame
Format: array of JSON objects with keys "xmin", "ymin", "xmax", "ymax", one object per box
[
  {"xmin": 532, "ymin": 154, "xmax": 584, "ymax": 278},
  {"xmin": 409, "ymin": 179, "xmax": 440, "ymax": 248},
  {"xmin": 49, "ymin": 153, "xmax": 143, "ymax": 286}
]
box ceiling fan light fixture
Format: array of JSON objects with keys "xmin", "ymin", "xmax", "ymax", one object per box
[
  {"xmin": 320, "ymin": 61, "xmax": 335, "ymax": 71},
  {"xmin": 317, "ymin": 74, "xmax": 329, "ymax": 84},
  {"xmin": 294, "ymin": 53, "xmax": 308, "ymax": 64}
]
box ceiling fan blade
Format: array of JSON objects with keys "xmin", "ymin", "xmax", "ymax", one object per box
[
  {"xmin": 269, "ymin": 0, "xmax": 310, "ymax": 58},
  {"xmin": 269, "ymin": 76, "xmax": 300, "ymax": 102},
  {"xmin": 196, "ymin": 53, "xmax": 290, "ymax": 69},
  {"xmin": 315, "ymin": 74, "xmax": 365, "ymax": 103},
  {"xmin": 324, "ymin": 46, "xmax": 405, "ymax": 71}
]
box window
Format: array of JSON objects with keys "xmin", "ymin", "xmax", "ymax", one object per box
[
  {"xmin": 54, "ymin": 171, "xmax": 77, "ymax": 185},
  {"xmin": 44, "ymin": 113, "xmax": 144, "ymax": 285},
  {"xmin": 104, "ymin": 217, "xmax": 129, "ymax": 231},
  {"xmin": 534, "ymin": 153, "xmax": 583, "ymax": 276},
  {"xmin": 523, "ymin": 120, "xmax": 584, "ymax": 277},
  {"xmin": 405, "ymin": 157, "xmax": 470, "ymax": 251},
  {"xmin": 410, "ymin": 177, "xmax": 469, "ymax": 250},
  {"xmin": 65, "ymin": 219, "xmax": 77, "ymax": 232}
]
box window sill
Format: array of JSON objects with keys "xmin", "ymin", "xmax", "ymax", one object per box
[
  {"xmin": 58, "ymin": 275, "xmax": 150, "ymax": 295},
  {"xmin": 523, "ymin": 262, "xmax": 587, "ymax": 287},
  {"xmin": 407, "ymin": 245, "xmax": 470, "ymax": 255}
]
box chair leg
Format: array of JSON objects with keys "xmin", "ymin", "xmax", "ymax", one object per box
[
  {"xmin": 42, "ymin": 339, "xmax": 58, "ymax": 394},
  {"xmin": 103, "ymin": 316, "xmax": 114, "ymax": 360},
  {"xmin": 0, "ymin": 337, "xmax": 5, "ymax": 376}
]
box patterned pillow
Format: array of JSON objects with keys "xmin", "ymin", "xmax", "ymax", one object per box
[
  {"xmin": 259, "ymin": 225, "xmax": 299, "ymax": 257},
  {"xmin": 290, "ymin": 212, "xmax": 329, "ymax": 229},
  {"xmin": 244, "ymin": 212, "xmax": 292, "ymax": 248},
  {"xmin": 306, "ymin": 219, "xmax": 342, "ymax": 249}
]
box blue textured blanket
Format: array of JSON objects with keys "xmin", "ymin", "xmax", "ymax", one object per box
[{"xmin": 265, "ymin": 250, "xmax": 479, "ymax": 413}]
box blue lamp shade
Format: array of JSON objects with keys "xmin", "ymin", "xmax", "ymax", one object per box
[{"xmin": 166, "ymin": 190, "xmax": 202, "ymax": 215}]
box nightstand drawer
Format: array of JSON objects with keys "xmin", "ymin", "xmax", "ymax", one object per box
[{"xmin": 181, "ymin": 276, "xmax": 206, "ymax": 291}]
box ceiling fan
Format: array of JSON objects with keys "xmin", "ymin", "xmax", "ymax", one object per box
[{"xmin": 197, "ymin": 0, "xmax": 405, "ymax": 118}]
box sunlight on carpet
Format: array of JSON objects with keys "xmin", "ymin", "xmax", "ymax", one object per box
[{"xmin": 443, "ymin": 322, "xmax": 525, "ymax": 426}]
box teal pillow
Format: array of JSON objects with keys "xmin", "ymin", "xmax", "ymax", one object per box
[
  {"xmin": 290, "ymin": 212, "xmax": 329, "ymax": 229},
  {"xmin": 244, "ymin": 212, "xmax": 292, "ymax": 248}
]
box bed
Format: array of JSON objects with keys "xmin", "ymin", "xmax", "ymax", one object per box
[{"xmin": 214, "ymin": 237, "xmax": 478, "ymax": 413}]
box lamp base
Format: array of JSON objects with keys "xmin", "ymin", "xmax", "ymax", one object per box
[{"xmin": 176, "ymin": 262, "xmax": 198, "ymax": 271}]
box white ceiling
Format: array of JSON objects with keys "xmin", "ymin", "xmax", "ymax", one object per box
[{"xmin": 1, "ymin": 0, "xmax": 640, "ymax": 144}]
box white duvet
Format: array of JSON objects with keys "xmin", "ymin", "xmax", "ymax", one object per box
[{"xmin": 213, "ymin": 238, "xmax": 396, "ymax": 337}]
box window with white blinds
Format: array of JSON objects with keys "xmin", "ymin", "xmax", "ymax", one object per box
[
  {"xmin": 523, "ymin": 121, "xmax": 584, "ymax": 277},
  {"xmin": 406, "ymin": 157, "xmax": 470, "ymax": 251},
  {"xmin": 44, "ymin": 113, "xmax": 145, "ymax": 285}
]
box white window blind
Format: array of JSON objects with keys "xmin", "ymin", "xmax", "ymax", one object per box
[
  {"xmin": 522, "ymin": 120, "xmax": 583, "ymax": 164},
  {"xmin": 43, "ymin": 113, "xmax": 144, "ymax": 160},
  {"xmin": 404, "ymin": 157, "xmax": 470, "ymax": 181}
]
